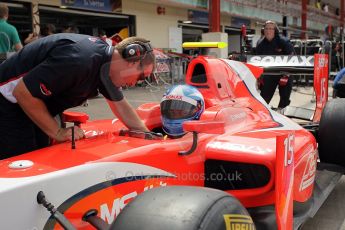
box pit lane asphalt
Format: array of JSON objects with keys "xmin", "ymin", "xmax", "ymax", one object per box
[{"xmin": 69, "ymin": 84, "xmax": 345, "ymax": 230}]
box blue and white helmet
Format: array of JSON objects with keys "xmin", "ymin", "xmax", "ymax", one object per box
[{"xmin": 160, "ymin": 85, "xmax": 205, "ymax": 137}]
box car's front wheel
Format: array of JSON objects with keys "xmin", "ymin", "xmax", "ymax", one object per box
[{"xmin": 110, "ymin": 186, "xmax": 254, "ymax": 230}]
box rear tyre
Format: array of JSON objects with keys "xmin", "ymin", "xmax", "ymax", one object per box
[
  {"xmin": 110, "ymin": 186, "xmax": 254, "ymax": 230},
  {"xmin": 318, "ymin": 98, "xmax": 345, "ymax": 167}
]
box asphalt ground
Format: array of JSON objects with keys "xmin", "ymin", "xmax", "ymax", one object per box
[{"xmin": 69, "ymin": 81, "xmax": 345, "ymax": 230}]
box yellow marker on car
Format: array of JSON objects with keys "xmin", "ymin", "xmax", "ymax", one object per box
[{"xmin": 182, "ymin": 42, "xmax": 228, "ymax": 49}]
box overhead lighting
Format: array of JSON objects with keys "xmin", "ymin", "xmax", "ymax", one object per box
[
  {"xmin": 60, "ymin": 5, "xmax": 67, "ymax": 9},
  {"xmin": 182, "ymin": 20, "xmax": 193, "ymax": 24}
]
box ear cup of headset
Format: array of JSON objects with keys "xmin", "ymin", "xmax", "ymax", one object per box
[
  {"xmin": 122, "ymin": 43, "xmax": 145, "ymax": 62},
  {"xmin": 275, "ymin": 26, "xmax": 280, "ymax": 37}
]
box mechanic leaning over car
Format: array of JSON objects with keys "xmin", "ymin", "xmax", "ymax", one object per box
[
  {"xmin": 0, "ymin": 33, "xmax": 155, "ymax": 159},
  {"xmin": 256, "ymin": 20, "xmax": 295, "ymax": 110}
]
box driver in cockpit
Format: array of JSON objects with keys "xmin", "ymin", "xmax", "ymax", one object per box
[{"xmin": 160, "ymin": 84, "xmax": 204, "ymax": 138}]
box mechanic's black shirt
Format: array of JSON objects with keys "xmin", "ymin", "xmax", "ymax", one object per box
[
  {"xmin": 0, "ymin": 33, "xmax": 123, "ymax": 116},
  {"xmin": 256, "ymin": 35, "xmax": 294, "ymax": 55}
]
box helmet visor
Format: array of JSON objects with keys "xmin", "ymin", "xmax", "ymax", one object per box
[{"xmin": 161, "ymin": 100, "xmax": 197, "ymax": 120}]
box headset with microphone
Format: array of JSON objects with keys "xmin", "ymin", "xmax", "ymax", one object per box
[{"xmin": 121, "ymin": 41, "xmax": 153, "ymax": 62}]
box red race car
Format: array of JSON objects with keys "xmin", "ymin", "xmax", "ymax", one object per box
[{"xmin": 0, "ymin": 43, "xmax": 344, "ymax": 230}]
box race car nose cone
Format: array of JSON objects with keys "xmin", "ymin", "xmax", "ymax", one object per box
[{"xmin": 8, "ymin": 160, "xmax": 34, "ymax": 169}]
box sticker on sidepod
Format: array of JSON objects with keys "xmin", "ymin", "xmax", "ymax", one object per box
[
  {"xmin": 43, "ymin": 177, "xmax": 170, "ymax": 229},
  {"xmin": 299, "ymin": 147, "xmax": 317, "ymax": 191},
  {"xmin": 99, "ymin": 180, "xmax": 168, "ymax": 223},
  {"xmin": 207, "ymin": 141, "xmax": 273, "ymax": 154},
  {"xmin": 224, "ymin": 214, "xmax": 255, "ymax": 230}
]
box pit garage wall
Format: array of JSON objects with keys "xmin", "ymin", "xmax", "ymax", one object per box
[
  {"xmin": 23, "ymin": 0, "xmax": 187, "ymax": 49},
  {"xmin": 19, "ymin": 0, "xmax": 186, "ymax": 49},
  {"xmin": 18, "ymin": 0, "xmax": 243, "ymax": 51},
  {"xmin": 121, "ymin": 0, "xmax": 236, "ymax": 49},
  {"xmin": 121, "ymin": 0, "xmax": 186, "ymax": 49}
]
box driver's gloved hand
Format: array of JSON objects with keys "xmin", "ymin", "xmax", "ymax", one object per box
[
  {"xmin": 119, "ymin": 129, "xmax": 163, "ymax": 140},
  {"xmin": 145, "ymin": 132, "xmax": 163, "ymax": 140}
]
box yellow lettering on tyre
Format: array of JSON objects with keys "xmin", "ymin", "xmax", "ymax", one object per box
[{"xmin": 224, "ymin": 214, "xmax": 255, "ymax": 230}]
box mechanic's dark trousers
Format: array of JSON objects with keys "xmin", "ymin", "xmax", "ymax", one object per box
[
  {"xmin": 259, "ymin": 75, "xmax": 293, "ymax": 108},
  {"xmin": 0, "ymin": 94, "xmax": 49, "ymax": 159}
]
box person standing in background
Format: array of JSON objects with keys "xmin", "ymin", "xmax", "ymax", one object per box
[
  {"xmin": 62, "ymin": 24, "xmax": 79, "ymax": 34},
  {"xmin": 0, "ymin": 3, "xmax": 22, "ymax": 52},
  {"xmin": 99, "ymin": 29, "xmax": 113, "ymax": 46},
  {"xmin": 256, "ymin": 21, "xmax": 295, "ymax": 111},
  {"xmin": 315, "ymin": 0, "xmax": 322, "ymax": 9},
  {"xmin": 322, "ymin": 3, "xmax": 329, "ymax": 12},
  {"xmin": 24, "ymin": 23, "xmax": 56, "ymax": 44}
]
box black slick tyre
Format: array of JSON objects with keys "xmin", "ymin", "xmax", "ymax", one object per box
[
  {"xmin": 319, "ymin": 98, "xmax": 345, "ymax": 167},
  {"xmin": 110, "ymin": 186, "xmax": 254, "ymax": 230}
]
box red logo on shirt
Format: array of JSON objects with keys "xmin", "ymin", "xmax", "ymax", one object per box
[{"xmin": 40, "ymin": 83, "xmax": 52, "ymax": 96}]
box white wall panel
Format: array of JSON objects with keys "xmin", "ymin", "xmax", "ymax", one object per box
[{"xmin": 122, "ymin": 0, "xmax": 187, "ymax": 49}]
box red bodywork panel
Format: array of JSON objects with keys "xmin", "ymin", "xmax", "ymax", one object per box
[
  {"xmin": 313, "ymin": 54, "xmax": 329, "ymax": 121},
  {"xmin": 0, "ymin": 57, "xmax": 319, "ymax": 229},
  {"xmin": 62, "ymin": 111, "xmax": 89, "ymax": 124}
]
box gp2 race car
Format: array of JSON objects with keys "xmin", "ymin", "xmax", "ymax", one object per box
[{"xmin": 1, "ymin": 43, "xmax": 345, "ymax": 230}]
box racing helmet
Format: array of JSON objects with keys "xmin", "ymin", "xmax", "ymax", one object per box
[{"xmin": 160, "ymin": 85, "xmax": 204, "ymax": 137}]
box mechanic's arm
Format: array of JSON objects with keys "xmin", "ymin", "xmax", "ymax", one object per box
[
  {"xmin": 13, "ymin": 80, "xmax": 84, "ymax": 142},
  {"xmin": 106, "ymin": 98, "xmax": 149, "ymax": 132}
]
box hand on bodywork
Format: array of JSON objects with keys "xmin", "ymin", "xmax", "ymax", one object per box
[{"xmin": 13, "ymin": 80, "xmax": 85, "ymax": 142}]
